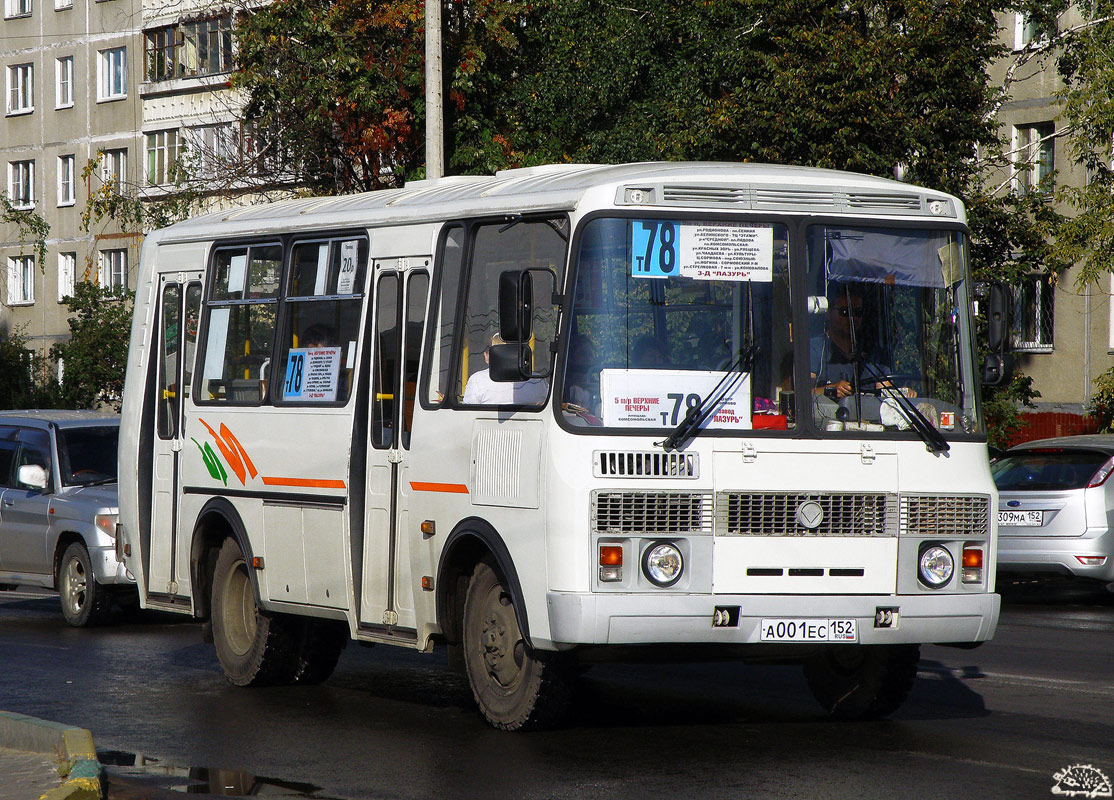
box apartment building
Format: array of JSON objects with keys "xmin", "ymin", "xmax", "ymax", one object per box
[
  {"xmin": 988, "ymin": 7, "xmax": 1113, "ymax": 440},
  {"xmin": 1, "ymin": 0, "xmax": 142, "ymax": 360}
]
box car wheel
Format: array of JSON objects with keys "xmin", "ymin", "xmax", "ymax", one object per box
[
  {"xmin": 210, "ymin": 538, "xmax": 299, "ymax": 687},
  {"xmin": 59, "ymin": 542, "xmax": 112, "ymax": 627},
  {"xmin": 803, "ymin": 643, "xmax": 920, "ymax": 720},
  {"xmin": 462, "ymin": 560, "xmax": 572, "ymax": 730}
]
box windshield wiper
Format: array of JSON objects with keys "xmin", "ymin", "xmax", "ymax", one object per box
[
  {"xmin": 658, "ymin": 346, "xmax": 758, "ymax": 452},
  {"xmin": 858, "ymin": 360, "xmax": 950, "ymax": 453}
]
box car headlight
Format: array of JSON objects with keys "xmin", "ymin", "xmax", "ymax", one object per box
[
  {"xmin": 918, "ymin": 544, "xmax": 954, "ymax": 588},
  {"xmin": 642, "ymin": 541, "xmax": 683, "ymax": 587},
  {"xmin": 95, "ymin": 514, "xmax": 119, "ymax": 538}
]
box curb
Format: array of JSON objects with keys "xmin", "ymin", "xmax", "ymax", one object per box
[{"xmin": 0, "ymin": 712, "xmax": 104, "ymax": 800}]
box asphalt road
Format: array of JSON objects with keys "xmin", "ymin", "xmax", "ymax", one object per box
[{"xmin": 0, "ymin": 580, "xmax": 1111, "ymax": 800}]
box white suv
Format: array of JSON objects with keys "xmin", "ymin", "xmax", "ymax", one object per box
[{"xmin": 0, "ymin": 410, "xmax": 133, "ymax": 625}]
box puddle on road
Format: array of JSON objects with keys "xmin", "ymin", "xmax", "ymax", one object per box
[{"xmin": 98, "ymin": 750, "xmax": 329, "ymax": 797}]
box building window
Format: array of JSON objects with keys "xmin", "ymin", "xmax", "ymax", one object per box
[
  {"xmin": 99, "ymin": 249, "xmax": 127, "ymax": 290},
  {"xmin": 57, "ymin": 154, "xmax": 75, "ymax": 206},
  {"xmin": 55, "ymin": 56, "xmax": 73, "ymax": 108},
  {"xmin": 97, "ymin": 47, "xmax": 127, "ymax": 101},
  {"xmin": 7, "ymin": 64, "xmax": 33, "ymax": 115},
  {"xmin": 99, "ymin": 148, "xmax": 127, "ymax": 192},
  {"xmin": 145, "ymin": 130, "xmax": 179, "ymax": 185},
  {"xmin": 186, "ymin": 123, "xmax": 236, "ymax": 177},
  {"xmin": 180, "ymin": 16, "xmax": 234, "ymax": 77},
  {"xmin": 144, "ymin": 26, "xmax": 176, "ymax": 82},
  {"xmin": 58, "ymin": 251, "xmax": 75, "ymax": 302},
  {"xmin": 55, "ymin": 0, "xmax": 72, "ymax": 9},
  {"xmin": 7, "ymin": 160, "xmax": 34, "ymax": 208},
  {"xmin": 1014, "ymin": 13, "xmax": 1044, "ymax": 50},
  {"xmin": 4, "ymin": 0, "xmax": 32, "ymax": 18},
  {"xmin": 6, "ymin": 255, "xmax": 35, "ymax": 306},
  {"xmin": 1013, "ymin": 123, "xmax": 1055, "ymax": 196},
  {"xmin": 1012, "ymin": 274, "xmax": 1055, "ymax": 353}
]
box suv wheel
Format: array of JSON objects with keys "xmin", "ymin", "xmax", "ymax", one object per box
[{"xmin": 59, "ymin": 542, "xmax": 112, "ymax": 627}]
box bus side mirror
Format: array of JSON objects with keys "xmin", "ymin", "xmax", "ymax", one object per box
[
  {"xmin": 982, "ymin": 282, "xmax": 1013, "ymax": 387},
  {"xmin": 499, "ymin": 270, "xmax": 533, "ymax": 343},
  {"xmin": 490, "ymin": 342, "xmax": 532, "ymax": 382}
]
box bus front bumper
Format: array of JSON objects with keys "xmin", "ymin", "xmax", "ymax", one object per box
[{"xmin": 544, "ymin": 591, "xmax": 1000, "ymax": 648}]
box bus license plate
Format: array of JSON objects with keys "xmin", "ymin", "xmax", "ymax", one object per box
[
  {"xmin": 998, "ymin": 510, "xmax": 1043, "ymax": 527},
  {"xmin": 760, "ymin": 618, "xmax": 857, "ymax": 643}
]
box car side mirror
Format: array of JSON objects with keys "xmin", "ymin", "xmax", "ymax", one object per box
[{"xmin": 17, "ymin": 464, "xmax": 48, "ymax": 491}]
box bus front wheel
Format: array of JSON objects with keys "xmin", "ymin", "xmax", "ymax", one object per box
[
  {"xmin": 803, "ymin": 643, "xmax": 920, "ymax": 720},
  {"xmin": 462, "ymin": 561, "xmax": 571, "ymax": 730},
  {"xmin": 211, "ymin": 538, "xmax": 298, "ymax": 687}
]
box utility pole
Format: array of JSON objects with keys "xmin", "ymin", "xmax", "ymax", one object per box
[{"xmin": 425, "ymin": 0, "xmax": 444, "ymax": 180}]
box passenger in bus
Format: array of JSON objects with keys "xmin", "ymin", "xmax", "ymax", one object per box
[
  {"xmin": 563, "ymin": 335, "xmax": 600, "ymax": 413},
  {"xmin": 463, "ymin": 334, "xmax": 549, "ymax": 405},
  {"xmin": 632, "ymin": 336, "xmax": 670, "ymax": 368}
]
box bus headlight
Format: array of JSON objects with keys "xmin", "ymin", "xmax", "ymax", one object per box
[
  {"xmin": 918, "ymin": 544, "xmax": 954, "ymax": 588},
  {"xmin": 642, "ymin": 542, "xmax": 683, "ymax": 587}
]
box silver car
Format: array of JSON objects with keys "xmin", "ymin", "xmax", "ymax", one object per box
[
  {"xmin": 992, "ymin": 435, "xmax": 1114, "ymax": 588},
  {"xmin": 0, "ymin": 410, "xmax": 133, "ymax": 625}
]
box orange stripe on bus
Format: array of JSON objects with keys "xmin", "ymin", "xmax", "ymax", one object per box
[
  {"xmin": 410, "ymin": 482, "xmax": 469, "ymax": 494},
  {"xmin": 261, "ymin": 477, "xmax": 347, "ymax": 489}
]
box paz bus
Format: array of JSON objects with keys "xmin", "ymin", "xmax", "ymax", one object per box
[{"xmin": 117, "ymin": 162, "xmax": 1001, "ymax": 729}]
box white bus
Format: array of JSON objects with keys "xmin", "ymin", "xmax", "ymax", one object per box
[{"xmin": 118, "ymin": 162, "xmax": 1000, "ymax": 729}]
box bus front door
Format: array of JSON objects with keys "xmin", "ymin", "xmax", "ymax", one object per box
[
  {"xmin": 148, "ymin": 274, "xmax": 202, "ymax": 602},
  {"xmin": 360, "ymin": 265, "xmax": 429, "ymax": 635}
]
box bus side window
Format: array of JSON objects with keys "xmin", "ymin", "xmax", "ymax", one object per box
[
  {"xmin": 423, "ymin": 225, "xmax": 464, "ymax": 407},
  {"xmin": 275, "ymin": 238, "xmax": 367, "ymax": 406},
  {"xmin": 199, "ymin": 244, "xmax": 280, "ymax": 404},
  {"xmin": 402, "ymin": 272, "xmax": 429, "ymax": 448}
]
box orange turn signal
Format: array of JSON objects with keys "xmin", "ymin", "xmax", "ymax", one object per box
[
  {"xmin": 599, "ymin": 545, "xmax": 623, "ymax": 566},
  {"xmin": 962, "ymin": 548, "xmax": 983, "ymax": 569}
]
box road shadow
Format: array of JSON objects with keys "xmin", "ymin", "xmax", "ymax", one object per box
[{"xmin": 998, "ymin": 576, "xmax": 1114, "ymax": 607}]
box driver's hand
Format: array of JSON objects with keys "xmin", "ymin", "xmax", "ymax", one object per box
[{"xmin": 831, "ymin": 380, "xmax": 853, "ymax": 398}]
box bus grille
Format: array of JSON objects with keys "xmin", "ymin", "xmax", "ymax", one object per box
[
  {"xmin": 717, "ymin": 492, "xmax": 897, "ymax": 537},
  {"xmin": 593, "ymin": 491, "xmax": 713, "ymax": 534},
  {"xmin": 594, "ymin": 451, "xmax": 699, "ymax": 479},
  {"xmin": 900, "ymin": 495, "xmax": 991, "ymax": 537}
]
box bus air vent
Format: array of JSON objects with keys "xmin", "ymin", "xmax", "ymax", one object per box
[
  {"xmin": 716, "ymin": 492, "xmax": 898, "ymax": 537},
  {"xmin": 660, "ymin": 185, "xmax": 748, "ymax": 205},
  {"xmin": 899, "ymin": 495, "xmax": 991, "ymax": 537},
  {"xmin": 847, "ymin": 192, "xmax": 922, "ymax": 212},
  {"xmin": 592, "ymin": 491, "xmax": 714, "ymax": 534},
  {"xmin": 752, "ymin": 187, "xmax": 839, "ymax": 207},
  {"xmin": 594, "ymin": 451, "xmax": 699, "ymax": 479}
]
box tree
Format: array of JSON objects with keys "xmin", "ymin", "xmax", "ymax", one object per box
[
  {"xmin": 51, "ymin": 282, "xmax": 134, "ymax": 411},
  {"xmin": 0, "ymin": 326, "xmax": 62, "ymax": 410}
]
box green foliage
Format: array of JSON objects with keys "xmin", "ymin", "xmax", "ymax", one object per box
[
  {"xmin": 1087, "ymin": 366, "xmax": 1114, "ymax": 433},
  {"xmin": 0, "ymin": 327, "xmax": 63, "ymax": 410},
  {"xmin": 982, "ymin": 370, "xmax": 1041, "ymax": 449},
  {"xmin": 50, "ymin": 282, "xmax": 135, "ymax": 411},
  {"xmin": 80, "ymin": 155, "xmax": 198, "ymax": 235},
  {"xmin": 1, "ymin": 191, "xmax": 50, "ymax": 265}
]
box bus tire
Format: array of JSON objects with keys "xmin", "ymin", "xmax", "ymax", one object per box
[
  {"xmin": 59, "ymin": 542, "xmax": 113, "ymax": 627},
  {"xmin": 292, "ymin": 619, "xmax": 348, "ymax": 685},
  {"xmin": 462, "ymin": 561, "xmax": 571, "ymax": 731},
  {"xmin": 803, "ymin": 643, "xmax": 920, "ymax": 720},
  {"xmin": 211, "ymin": 538, "xmax": 298, "ymax": 687}
]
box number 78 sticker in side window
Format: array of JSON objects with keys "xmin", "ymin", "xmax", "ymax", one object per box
[{"xmin": 630, "ymin": 220, "xmax": 774, "ymax": 283}]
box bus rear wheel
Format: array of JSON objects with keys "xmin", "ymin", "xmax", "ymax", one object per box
[
  {"xmin": 462, "ymin": 561, "xmax": 571, "ymax": 731},
  {"xmin": 803, "ymin": 643, "xmax": 920, "ymax": 720},
  {"xmin": 211, "ymin": 538, "xmax": 298, "ymax": 687}
]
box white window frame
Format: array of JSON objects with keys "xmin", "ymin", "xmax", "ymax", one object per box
[
  {"xmin": 8, "ymin": 159, "xmax": 35, "ymax": 209},
  {"xmin": 1013, "ymin": 13, "xmax": 1046, "ymax": 51},
  {"xmin": 186, "ymin": 122, "xmax": 237, "ymax": 178},
  {"xmin": 7, "ymin": 63, "xmax": 34, "ymax": 115},
  {"xmin": 57, "ymin": 154, "xmax": 75, "ymax": 206},
  {"xmin": 99, "ymin": 148, "xmax": 127, "ymax": 192},
  {"xmin": 57, "ymin": 252, "xmax": 76, "ymax": 302},
  {"xmin": 4, "ymin": 0, "xmax": 32, "ymax": 18},
  {"xmin": 97, "ymin": 47, "xmax": 128, "ymax": 101},
  {"xmin": 1012, "ymin": 274, "xmax": 1055, "ymax": 353},
  {"xmin": 6, "ymin": 255, "xmax": 35, "ymax": 306},
  {"xmin": 55, "ymin": 0, "xmax": 72, "ymax": 9},
  {"xmin": 1012, "ymin": 122, "xmax": 1055, "ymax": 197},
  {"xmin": 145, "ymin": 129, "xmax": 179, "ymax": 185},
  {"xmin": 98, "ymin": 248, "xmax": 127, "ymax": 290},
  {"xmin": 55, "ymin": 56, "xmax": 73, "ymax": 108}
]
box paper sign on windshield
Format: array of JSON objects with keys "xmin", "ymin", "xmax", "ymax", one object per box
[
  {"xmin": 600, "ymin": 369, "xmax": 751, "ymax": 429},
  {"xmin": 283, "ymin": 346, "xmax": 342, "ymax": 402},
  {"xmin": 631, "ymin": 221, "xmax": 773, "ymax": 282}
]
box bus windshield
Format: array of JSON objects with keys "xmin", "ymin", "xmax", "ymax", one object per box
[
  {"xmin": 560, "ymin": 216, "xmax": 980, "ymax": 438},
  {"xmin": 560, "ymin": 216, "xmax": 793, "ymax": 431}
]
